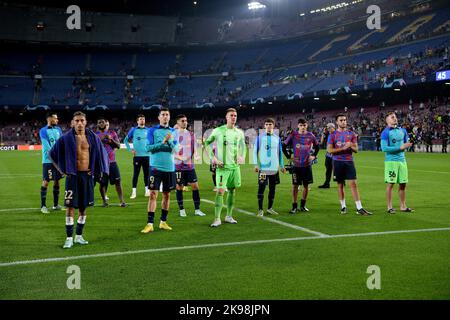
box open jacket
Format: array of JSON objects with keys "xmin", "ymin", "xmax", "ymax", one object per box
[{"xmin": 49, "ymin": 127, "xmax": 109, "ymax": 178}]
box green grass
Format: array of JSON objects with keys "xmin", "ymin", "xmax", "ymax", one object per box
[{"xmin": 0, "ymin": 150, "xmax": 449, "ymax": 299}]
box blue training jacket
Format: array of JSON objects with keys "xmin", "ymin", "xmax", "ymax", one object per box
[{"xmin": 49, "ymin": 128, "xmax": 109, "ymax": 177}]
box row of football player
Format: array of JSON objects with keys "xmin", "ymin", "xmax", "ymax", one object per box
[{"xmin": 39, "ymin": 108, "xmax": 414, "ymax": 248}]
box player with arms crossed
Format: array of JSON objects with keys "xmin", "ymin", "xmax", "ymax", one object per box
[
  {"xmin": 141, "ymin": 108, "xmax": 178, "ymax": 233},
  {"xmin": 124, "ymin": 114, "xmax": 151, "ymax": 199},
  {"xmin": 283, "ymin": 118, "xmax": 319, "ymax": 213},
  {"xmin": 205, "ymin": 108, "xmax": 246, "ymax": 227},
  {"xmin": 173, "ymin": 114, "xmax": 206, "ymax": 217},
  {"xmin": 318, "ymin": 123, "xmax": 336, "ymax": 189},
  {"xmin": 50, "ymin": 112, "xmax": 109, "ymax": 248},
  {"xmin": 96, "ymin": 118, "xmax": 127, "ymax": 208},
  {"xmin": 327, "ymin": 114, "xmax": 372, "ymax": 215},
  {"xmin": 253, "ymin": 118, "xmax": 286, "ymax": 216},
  {"xmin": 39, "ymin": 113, "xmax": 63, "ymax": 213},
  {"xmin": 381, "ymin": 112, "xmax": 414, "ymax": 214}
]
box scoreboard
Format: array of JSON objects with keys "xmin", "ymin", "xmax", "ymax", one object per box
[{"xmin": 436, "ymin": 70, "xmax": 450, "ymax": 81}]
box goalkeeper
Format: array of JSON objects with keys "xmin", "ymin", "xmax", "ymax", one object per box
[{"xmin": 204, "ymin": 108, "xmax": 246, "ymax": 227}]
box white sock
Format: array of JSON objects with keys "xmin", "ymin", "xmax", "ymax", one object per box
[
  {"xmin": 65, "ymin": 217, "xmax": 74, "ymax": 225},
  {"xmin": 145, "ymin": 186, "xmax": 148, "ymax": 192},
  {"xmin": 340, "ymin": 199, "xmax": 346, "ymax": 208},
  {"xmin": 132, "ymin": 188, "xmax": 136, "ymax": 193},
  {"xmin": 355, "ymin": 201, "xmax": 363, "ymax": 210}
]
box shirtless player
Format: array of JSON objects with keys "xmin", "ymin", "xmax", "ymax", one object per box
[{"xmin": 50, "ymin": 111, "xmax": 109, "ymax": 249}]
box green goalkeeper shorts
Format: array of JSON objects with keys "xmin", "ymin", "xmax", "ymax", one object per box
[
  {"xmin": 216, "ymin": 167, "xmax": 241, "ymax": 189},
  {"xmin": 384, "ymin": 161, "xmax": 408, "ymax": 184}
]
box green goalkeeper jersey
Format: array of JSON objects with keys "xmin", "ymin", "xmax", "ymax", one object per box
[{"xmin": 205, "ymin": 124, "xmax": 246, "ymax": 169}]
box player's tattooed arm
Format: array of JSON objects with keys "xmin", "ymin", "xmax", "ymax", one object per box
[
  {"xmin": 282, "ymin": 143, "xmax": 292, "ymax": 159},
  {"xmin": 327, "ymin": 143, "xmax": 345, "ymax": 154},
  {"xmin": 349, "ymin": 142, "xmax": 358, "ymax": 153},
  {"xmin": 109, "ymin": 134, "xmax": 121, "ymax": 149}
]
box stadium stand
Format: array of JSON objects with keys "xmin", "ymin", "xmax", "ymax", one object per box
[{"xmin": 0, "ymin": 2, "xmax": 449, "ymax": 111}]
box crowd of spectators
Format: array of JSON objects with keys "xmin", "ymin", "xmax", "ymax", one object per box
[{"xmin": 1, "ymin": 99, "xmax": 448, "ymax": 153}]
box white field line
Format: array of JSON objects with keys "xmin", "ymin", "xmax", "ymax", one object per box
[
  {"xmin": 201, "ymin": 199, "xmax": 329, "ymax": 237},
  {"xmin": 0, "ymin": 200, "xmax": 191, "ymax": 213},
  {"xmin": 1, "ymin": 227, "xmax": 449, "ymax": 267}
]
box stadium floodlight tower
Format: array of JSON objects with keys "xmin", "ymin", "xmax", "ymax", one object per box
[{"xmin": 248, "ymin": 1, "xmax": 267, "ymax": 10}]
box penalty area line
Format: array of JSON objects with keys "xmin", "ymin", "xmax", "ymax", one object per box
[{"xmin": 201, "ymin": 198, "xmax": 329, "ymax": 237}]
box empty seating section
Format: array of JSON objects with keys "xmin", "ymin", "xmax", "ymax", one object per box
[
  {"xmin": 0, "ymin": 77, "xmax": 34, "ymax": 105},
  {"xmin": 90, "ymin": 53, "xmax": 132, "ymax": 75},
  {"xmin": 0, "ymin": 8, "xmax": 449, "ymax": 107},
  {"xmin": 135, "ymin": 53, "xmax": 176, "ymax": 76}
]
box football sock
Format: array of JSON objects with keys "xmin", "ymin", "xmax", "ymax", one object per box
[
  {"xmin": 192, "ymin": 189, "xmax": 201, "ymax": 210},
  {"xmin": 214, "ymin": 193, "xmax": 224, "ymax": 219},
  {"xmin": 355, "ymin": 201, "xmax": 363, "ymax": 210},
  {"xmin": 226, "ymin": 190, "xmax": 235, "ymax": 217},
  {"xmin": 147, "ymin": 212, "xmax": 155, "ymax": 224},
  {"xmin": 176, "ymin": 189, "xmax": 184, "ymax": 210},
  {"xmin": 65, "ymin": 217, "xmax": 74, "ymax": 238},
  {"xmin": 268, "ymin": 185, "xmax": 276, "ymax": 209},
  {"xmin": 301, "ymin": 199, "xmax": 306, "ymax": 208},
  {"xmin": 53, "ymin": 186, "xmax": 60, "ymax": 207},
  {"xmin": 257, "ymin": 184, "xmax": 266, "ymax": 210},
  {"xmin": 340, "ymin": 199, "xmax": 346, "ymax": 208},
  {"xmin": 161, "ymin": 209, "xmax": 168, "ymax": 222},
  {"xmin": 76, "ymin": 216, "xmax": 86, "ymax": 236},
  {"xmin": 40, "ymin": 186, "xmax": 47, "ymax": 207},
  {"xmin": 292, "ymin": 202, "xmax": 298, "ymax": 209}
]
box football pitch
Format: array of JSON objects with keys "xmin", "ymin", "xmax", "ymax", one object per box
[{"xmin": 0, "ymin": 150, "xmax": 449, "ymax": 300}]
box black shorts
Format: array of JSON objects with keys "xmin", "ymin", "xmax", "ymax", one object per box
[
  {"xmin": 64, "ymin": 172, "xmax": 94, "ymax": 209},
  {"xmin": 134, "ymin": 156, "xmax": 149, "ymax": 168},
  {"xmin": 43, "ymin": 163, "xmax": 62, "ymax": 181},
  {"xmin": 149, "ymin": 168, "xmax": 176, "ymax": 192},
  {"xmin": 258, "ymin": 171, "xmax": 280, "ymax": 186},
  {"xmin": 175, "ymin": 169, "xmax": 198, "ymax": 186},
  {"xmin": 333, "ymin": 160, "xmax": 357, "ymax": 182},
  {"xmin": 292, "ymin": 166, "xmax": 313, "ymax": 185},
  {"xmin": 100, "ymin": 162, "xmax": 121, "ymax": 186}
]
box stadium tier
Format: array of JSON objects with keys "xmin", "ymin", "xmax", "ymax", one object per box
[{"xmin": 0, "ymin": 4, "xmax": 449, "ymax": 109}]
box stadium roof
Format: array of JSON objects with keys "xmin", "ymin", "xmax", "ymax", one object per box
[{"xmin": 1, "ymin": 0, "xmax": 381, "ymax": 17}]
